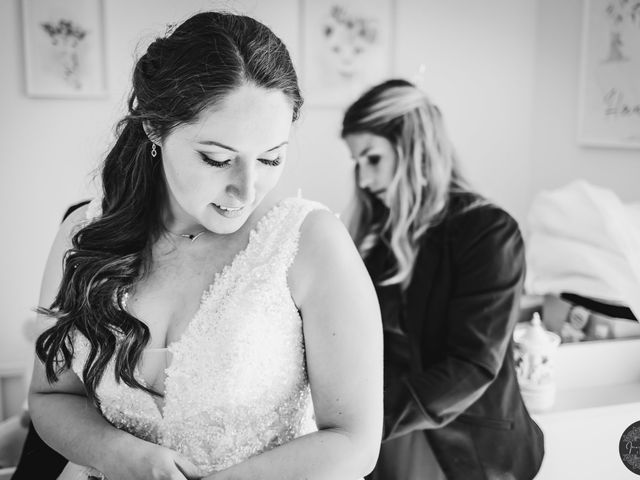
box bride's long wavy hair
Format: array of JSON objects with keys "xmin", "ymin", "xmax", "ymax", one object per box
[
  {"xmin": 36, "ymin": 11, "xmax": 303, "ymax": 406},
  {"xmin": 342, "ymin": 79, "xmax": 473, "ymax": 290}
]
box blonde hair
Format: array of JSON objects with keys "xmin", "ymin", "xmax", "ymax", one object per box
[{"xmin": 342, "ymin": 79, "xmax": 472, "ymax": 290}]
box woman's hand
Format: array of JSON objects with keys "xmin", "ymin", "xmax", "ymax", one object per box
[{"xmin": 99, "ymin": 439, "xmax": 202, "ymax": 480}]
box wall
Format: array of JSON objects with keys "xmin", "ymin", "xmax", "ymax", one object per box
[
  {"xmin": 393, "ymin": 0, "xmax": 537, "ymax": 223},
  {"xmin": 531, "ymin": 0, "xmax": 640, "ymax": 205},
  {"xmin": 0, "ymin": 0, "xmax": 538, "ymax": 372}
]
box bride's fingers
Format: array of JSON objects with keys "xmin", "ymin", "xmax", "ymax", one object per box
[{"xmin": 173, "ymin": 453, "xmax": 202, "ymax": 480}]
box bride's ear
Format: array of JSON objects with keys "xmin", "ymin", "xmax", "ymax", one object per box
[{"xmin": 142, "ymin": 121, "xmax": 161, "ymax": 145}]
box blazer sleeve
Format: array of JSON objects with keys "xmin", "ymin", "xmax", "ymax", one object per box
[{"xmin": 383, "ymin": 206, "xmax": 525, "ymax": 441}]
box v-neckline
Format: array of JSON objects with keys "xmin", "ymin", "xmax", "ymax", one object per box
[
  {"xmin": 136, "ymin": 348, "xmax": 171, "ymax": 418},
  {"xmin": 131, "ymin": 198, "xmax": 289, "ymax": 420},
  {"xmin": 163, "ymin": 198, "xmax": 287, "ymax": 349}
]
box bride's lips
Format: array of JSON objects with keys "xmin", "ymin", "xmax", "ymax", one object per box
[{"xmin": 210, "ymin": 202, "xmax": 245, "ymax": 218}]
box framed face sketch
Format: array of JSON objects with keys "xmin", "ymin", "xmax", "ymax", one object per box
[
  {"xmin": 300, "ymin": 0, "xmax": 395, "ymax": 107},
  {"xmin": 577, "ymin": 0, "xmax": 640, "ymax": 148},
  {"xmin": 21, "ymin": 0, "xmax": 107, "ymax": 98}
]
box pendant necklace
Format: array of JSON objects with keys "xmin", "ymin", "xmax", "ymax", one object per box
[
  {"xmin": 167, "ymin": 230, "xmax": 207, "ymax": 243},
  {"xmin": 179, "ymin": 231, "xmax": 206, "ymax": 242}
]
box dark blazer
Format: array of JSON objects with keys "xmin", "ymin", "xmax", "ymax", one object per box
[{"xmin": 366, "ymin": 192, "xmax": 544, "ymax": 479}]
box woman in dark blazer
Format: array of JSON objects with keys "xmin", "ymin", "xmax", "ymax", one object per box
[{"xmin": 342, "ymin": 79, "xmax": 544, "ymax": 479}]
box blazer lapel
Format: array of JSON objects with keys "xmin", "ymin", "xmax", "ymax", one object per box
[{"xmin": 403, "ymin": 232, "xmax": 443, "ymax": 371}]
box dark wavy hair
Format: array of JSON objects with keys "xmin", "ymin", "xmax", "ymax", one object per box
[{"xmin": 36, "ymin": 11, "xmax": 303, "ymax": 406}]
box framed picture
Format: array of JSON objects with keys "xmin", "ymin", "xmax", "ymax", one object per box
[
  {"xmin": 21, "ymin": 0, "xmax": 107, "ymax": 98},
  {"xmin": 300, "ymin": 0, "xmax": 395, "ymax": 107},
  {"xmin": 577, "ymin": 0, "xmax": 640, "ymax": 148}
]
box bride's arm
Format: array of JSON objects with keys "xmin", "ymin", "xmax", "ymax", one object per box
[
  {"xmin": 28, "ymin": 206, "xmax": 199, "ymax": 480},
  {"xmin": 28, "ymin": 206, "xmax": 128, "ymax": 470},
  {"xmin": 206, "ymin": 209, "xmax": 383, "ymax": 480},
  {"xmin": 30, "ymin": 367, "xmax": 200, "ymax": 479}
]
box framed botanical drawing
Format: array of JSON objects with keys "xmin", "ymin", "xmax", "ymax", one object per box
[
  {"xmin": 21, "ymin": 0, "xmax": 107, "ymax": 98},
  {"xmin": 577, "ymin": 0, "xmax": 640, "ymax": 148},
  {"xmin": 300, "ymin": 0, "xmax": 395, "ymax": 107}
]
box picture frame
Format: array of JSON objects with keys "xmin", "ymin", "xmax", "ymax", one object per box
[
  {"xmin": 21, "ymin": 0, "xmax": 108, "ymax": 99},
  {"xmin": 577, "ymin": 0, "xmax": 640, "ymax": 149},
  {"xmin": 300, "ymin": 0, "xmax": 395, "ymax": 107}
]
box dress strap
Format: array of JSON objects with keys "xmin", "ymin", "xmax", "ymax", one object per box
[
  {"xmin": 282, "ymin": 197, "xmax": 329, "ymax": 235},
  {"xmin": 262, "ymin": 197, "xmax": 330, "ymax": 272},
  {"xmin": 85, "ymin": 197, "xmax": 103, "ymax": 221}
]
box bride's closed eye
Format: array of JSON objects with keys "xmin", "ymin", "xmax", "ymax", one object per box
[
  {"xmin": 258, "ymin": 156, "xmax": 282, "ymax": 167},
  {"xmin": 199, "ymin": 153, "xmax": 282, "ymax": 168},
  {"xmin": 199, "ymin": 153, "xmax": 231, "ymax": 168}
]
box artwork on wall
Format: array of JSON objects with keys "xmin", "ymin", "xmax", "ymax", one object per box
[
  {"xmin": 578, "ymin": 0, "xmax": 640, "ymax": 148},
  {"xmin": 21, "ymin": 0, "xmax": 107, "ymax": 98},
  {"xmin": 300, "ymin": 0, "xmax": 395, "ymax": 107}
]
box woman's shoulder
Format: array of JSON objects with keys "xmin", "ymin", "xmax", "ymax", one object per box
[
  {"xmin": 61, "ymin": 197, "xmax": 101, "ymax": 224},
  {"xmin": 440, "ymin": 192, "xmax": 523, "ymax": 264},
  {"xmin": 57, "ymin": 200, "xmax": 91, "ymax": 237},
  {"xmin": 83, "ymin": 197, "xmax": 102, "ymax": 221},
  {"xmin": 271, "ymin": 196, "xmax": 333, "ymax": 238},
  {"xmin": 284, "ymin": 196, "xmax": 354, "ymax": 263},
  {"xmin": 446, "ymin": 192, "xmax": 519, "ymax": 236},
  {"xmin": 288, "ymin": 198, "xmax": 371, "ymax": 308},
  {"xmin": 280, "ymin": 196, "xmax": 329, "ymax": 217},
  {"xmin": 266, "ymin": 197, "xmax": 342, "ymax": 270},
  {"xmin": 49, "ymin": 198, "xmax": 102, "ymax": 258},
  {"xmin": 62, "ymin": 199, "xmax": 91, "ymax": 221},
  {"xmin": 293, "ymin": 198, "xmax": 344, "ymax": 247}
]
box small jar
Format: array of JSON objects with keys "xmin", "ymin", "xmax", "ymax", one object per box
[{"xmin": 513, "ymin": 313, "xmax": 561, "ymax": 412}]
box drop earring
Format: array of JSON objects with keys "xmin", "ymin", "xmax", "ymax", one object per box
[{"xmin": 151, "ymin": 143, "xmax": 158, "ymax": 158}]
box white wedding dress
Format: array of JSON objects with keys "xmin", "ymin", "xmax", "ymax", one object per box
[{"xmin": 58, "ymin": 197, "xmax": 326, "ymax": 479}]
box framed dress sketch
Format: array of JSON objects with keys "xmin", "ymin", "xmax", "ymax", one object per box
[
  {"xmin": 577, "ymin": 0, "xmax": 640, "ymax": 148},
  {"xmin": 21, "ymin": 0, "xmax": 107, "ymax": 98},
  {"xmin": 300, "ymin": 0, "xmax": 395, "ymax": 107}
]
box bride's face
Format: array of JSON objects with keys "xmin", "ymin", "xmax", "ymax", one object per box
[{"xmin": 158, "ymin": 83, "xmax": 293, "ymax": 235}]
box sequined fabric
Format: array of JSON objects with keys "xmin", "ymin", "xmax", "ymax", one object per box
[{"xmin": 68, "ymin": 198, "xmax": 327, "ymax": 477}]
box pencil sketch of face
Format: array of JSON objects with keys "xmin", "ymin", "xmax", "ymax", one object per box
[{"xmin": 322, "ymin": 5, "xmax": 378, "ymax": 80}]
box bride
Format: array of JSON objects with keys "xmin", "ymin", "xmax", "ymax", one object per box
[{"xmin": 29, "ymin": 11, "xmax": 382, "ymax": 480}]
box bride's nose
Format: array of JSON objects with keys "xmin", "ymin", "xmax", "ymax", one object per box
[{"xmin": 225, "ymin": 159, "xmax": 256, "ymax": 204}]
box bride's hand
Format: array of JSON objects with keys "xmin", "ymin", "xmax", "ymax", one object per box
[{"xmin": 99, "ymin": 438, "xmax": 202, "ymax": 480}]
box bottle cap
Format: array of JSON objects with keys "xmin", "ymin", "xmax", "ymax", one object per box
[{"xmin": 516, "ymin": 313, "xmax": 559, "ymax": 353}]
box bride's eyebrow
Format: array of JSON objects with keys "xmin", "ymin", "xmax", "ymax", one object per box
[
  {"xmin": 264, "ymin": 141, "xmax": 288, "ymax": 152},
  {"xmin": 196, "ymin": 140, "xmax": 237, "ymax": 151},
  {"xmin": 197, "ymin": 140, "xmax": 289, "ymax": 152}
]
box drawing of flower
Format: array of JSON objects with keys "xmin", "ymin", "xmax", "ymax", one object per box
[
  {"xmin": 604, "ymin": 0, "xmax": 640, "ymax": 62},
  {"xmin": 40, "ymin": 18, "xmax": 88, "ymax": 90}
]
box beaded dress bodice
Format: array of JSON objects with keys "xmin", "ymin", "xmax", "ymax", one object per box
[{"xmin": 69, "ymin": 197, "xmax": 326, "ymax": 477}]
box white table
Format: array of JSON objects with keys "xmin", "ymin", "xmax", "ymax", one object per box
[{"xmin": 532, "ymin": 338, "xmax": 640, "ymax": 479}]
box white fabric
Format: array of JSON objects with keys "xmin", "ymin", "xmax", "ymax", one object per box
[
  {"xmin": 59, "ymin": 197, "xmax": 328, "ymax": 479},
  {"xmin": 525, "ymin": 180, "xmax": 640, "ymax": 319}
]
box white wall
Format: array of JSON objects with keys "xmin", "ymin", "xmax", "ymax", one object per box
[
  {"xmin": 0, "ymin": 0, "xmax": 538, "ymax": 369},
  {"xmin": 531, "ymin": 0, "xmax": 640, "ymax": 203},
  {"xmin": 393, "ymin": 0, "xmax": 537, "ymax": 223}
]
